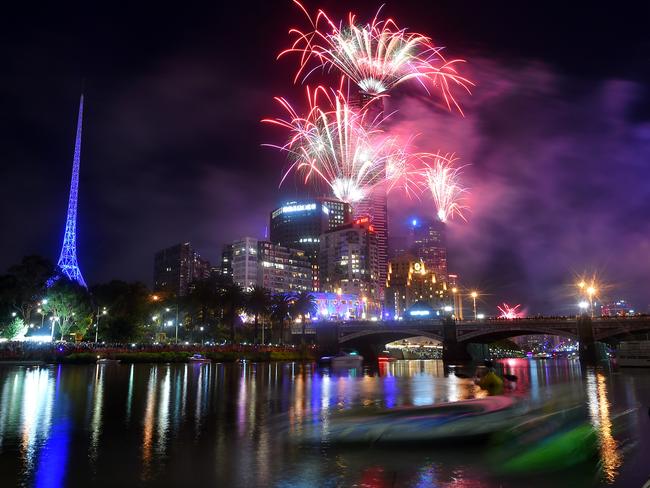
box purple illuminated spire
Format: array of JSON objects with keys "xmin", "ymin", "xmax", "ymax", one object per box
[{"xmin": 56, "ymin": 94, "xmax": 87, "ymax": 287}]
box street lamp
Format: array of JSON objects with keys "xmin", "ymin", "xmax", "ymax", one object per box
[
  {"xmin": 50, "ymin": 316, "xmax": 60, "ymax": 341},
  {"xmin": 95, "ymin": 307, "xmax": 107, "ymax": 343},
  {"xmin": 470, "ymin": 291, "xmax": 478, "ymax": 320},
  {"xmin": 451, "ymin": 287, "xmax": 458, "ymax": 318},
  {"xmin": 200, "ymin": 326, "xmax": 204, "ymax": 345},
  {"xmin": 586, "ymin": 286, "xmax": 597, "ymax": 318}
]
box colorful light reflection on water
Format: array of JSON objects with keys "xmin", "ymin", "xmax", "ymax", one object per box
[{"xmin": 0, "ymin": 359, "xmax": 648, "ymax": 487}]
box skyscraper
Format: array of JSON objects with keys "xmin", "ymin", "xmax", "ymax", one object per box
[
  {"xmin": 353, "ymin": 187, "xmax": 388, "ymax": 298},
  {"xmin": 269, "ymin": 198, "xmax": 352, "ymax": 290},
  {"xmin": 56, "ymin": 94, "xmax": 87, "ymax": 287},
  {"xmin": 319, "ymin": 217, "xmax": 380, "ymax": 303},
  {"xmin": 153, "ymin": 242, "xmax": 210, "ymax": 297},
  {"xmin": 231, "ymin": 238, "xmax": 312, "ymax": 293},
  {"xmin": 410, "ymin": 219, "xmax": 448, "ymax": 280}
]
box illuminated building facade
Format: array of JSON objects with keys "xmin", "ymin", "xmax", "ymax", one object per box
[
  {"xmin": 270, "ymin": 198, "xmax": 352, "ymax": 290},
  {"xmin": 258, "ymin": 241, "xmax": 311, "ymax": 294},
  {"xmin": 385, "ymin": 255, "xmax": 446, "ymax": 318},
  {"xmin": 153, "ymin": 242, "xmax": 211, "ymax": 296},
  {"xmin": 410, "ymin": 218, "xmax": 448, "ymax": 280},
  {"xmin": 220, "ymin": 244, "xmax": 233, "ymax": 279},
  {"xmin": 448, "ymin": 273, "xmax": 463, "ymax": 320},
  {"xmin": 353, "ymin": 187, "xmax": 388, "ymax": 298},
  {"xmin": 319, "ymin": 218, "xmax": 380, "ymax": 303},
  {"xmin": 232, "ymin": 238, "xmax": 311, "ymax": 293},
  {"xmin": 311, "ymin": 292, "xmax": 381, "ymax": 321}
]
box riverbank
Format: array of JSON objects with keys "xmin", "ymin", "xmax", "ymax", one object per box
[{"xmin": 0, "ymin": 343, "xmax": 317, "ymax": 364}]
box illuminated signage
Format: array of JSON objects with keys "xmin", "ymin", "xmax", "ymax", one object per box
[
  {"xmin": 409, "ymin": 310, "xmax": 430, "ymax": 316},
  {"xmin": 282, "ymin": 203, "xmax": 316, "ymax": 213}
]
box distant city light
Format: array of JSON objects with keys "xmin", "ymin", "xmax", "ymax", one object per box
[{"xmin": 476, "ymin": 313, "xmax": 485, "ymax": 319}]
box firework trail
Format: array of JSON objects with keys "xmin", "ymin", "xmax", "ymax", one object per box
[
  {"xmin": 280, "ymin": 1, "xmax": 472, "ymax": 112},
  {"xmin": 497, "ymin": 303, "xmax": 523, "ymax": 319},
  {"xmin": 420, "ymin": 154, "xmax": 468, "ymax": 222},
  {"xmin": 263, "ymin": 87, "xmax": 421, "ymax": 205}
]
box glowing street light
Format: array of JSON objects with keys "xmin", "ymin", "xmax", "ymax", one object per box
[
  {"xmin": 470, "ymin": 291, "xmax": 478, "ymax": 320},
  {"xmin": 95, "ymin": 307, "xmax": 108, "ymax": 343}
]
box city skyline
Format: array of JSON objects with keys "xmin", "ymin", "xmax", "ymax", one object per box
[{"xmin": 1, "ymin": 1, "xmax": 649, "ymax": 314}]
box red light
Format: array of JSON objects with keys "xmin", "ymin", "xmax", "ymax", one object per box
[{"xmin": 368, "ymin": 225, "xmax": 375, "ymax": 232}]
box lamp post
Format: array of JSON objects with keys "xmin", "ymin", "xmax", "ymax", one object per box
[
  {"xmin": 95, "ymin": 307, "xmax": 107, "ymax": 343},
  {"xmin": 451, "ymin": 287, "xmax": 458, "ymax": 319},
  {"xmin": 586, "ymin": 286, "xmax": 597, "ymax": 318},
  {"xmin": 50, "ymin": 316, "xmax": 59, "ymax": 341},
  {"xmin": 200, "ymin": 326, "xmax": 204, "ymax": 345},
  {"xmin": 470, "ymin": 291, "xmax": 478, "ymax": 320}
]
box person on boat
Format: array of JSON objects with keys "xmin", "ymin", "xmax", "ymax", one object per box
[{"xmin": 476, "ymin": 360, "xmax": 504, "ymax": 395}]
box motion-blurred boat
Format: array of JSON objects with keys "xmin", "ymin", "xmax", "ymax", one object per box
[
  {"xmin": 617, "ymin": 341, "xmax": 650, "ymax": 367},
  {"xmin": 319, "ymin": 351, "xmax": 363, "ymax": 368},
  {"xmin": 189, "ymin": 353, "xmax": 212, "ymax": 363},
  {"xmin": 96, "ymin": 358, "xmax": 120, "ymax": 364},
  {"xmin": 311, "ymin": 396, "xmax": 517, "ymax": 444}
]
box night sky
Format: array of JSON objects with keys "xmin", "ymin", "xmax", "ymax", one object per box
[{"xmin": 1, "ymin": 1, "xmax": 649, "ymax": 314}]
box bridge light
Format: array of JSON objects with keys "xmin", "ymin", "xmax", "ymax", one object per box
[
  {"xmin": 578, "ymin": 301, "xmax": 589, "ymax": 310},
  {"xmin": 476, "ymin": 313, "xmax": 485, "ymax": 320},
  {"xmin": 443, "ymin": 306, "xmax": 453, "ymax": 312}
]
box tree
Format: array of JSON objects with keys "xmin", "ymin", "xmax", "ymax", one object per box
[
  {"xmin": 290, "ymin": 291, "xmax": 318, "ymax": 345},
  {"xmin": 43, "ymin": 277, "xmax": 91, "ymax": 340},
  {"xmin": 246, "ymin": 286, "xmax": 271, "ymax": 344},
  {"xmin": 184, "ymin": 278, "xmax": 221, "ymax": 338},
  {"xmin": 3, "ymin": 255, "xmax": 54, "ymax": 322},
  {"xmin": 91, "ymin": 280, "xmax": 151, "ymax": 342},
  {"xmin": 220, "ymin": 284, "xmax": 244, "ymax": 343},
  {"xmin": 270, "ymin": 294, "xmax": 291, "ymax": 344},
  {"xmin": 1, "ymin": 317, "xmax": 28, "ymax": 340}
]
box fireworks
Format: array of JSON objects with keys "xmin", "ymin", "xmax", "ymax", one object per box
[
  {"xmin": 281, "ymin": 1, "xmax": 472, "ymax": 111},
  {"xmin": 263, "ymin": 87, "xmax": 418, "ymax": 205},
  {"xmin": 420, "ymin": 154, "xmax": 468, "ymax": 222},
  {"xmin": 497, "ymin": 303, "xmax": 523, "ymax": 319}
]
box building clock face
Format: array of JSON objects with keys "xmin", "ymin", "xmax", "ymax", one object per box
[{"xmin": 413, "ymin": 262, "xmax": 421, "ymax": 272}]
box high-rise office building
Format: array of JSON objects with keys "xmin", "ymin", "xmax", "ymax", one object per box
[
  {"xmin": 258, "ymin": 241, "xmax": 311, "ymax": 294},
  {"xmin": 270, "ymin": 198, "xmax": 352, "ymax": 290},
  {"xmin": 220, "ymin": 244, "xmax": 233, "ymax": 279},
  {"xmin": 410, "ymin": 219, "xmax": 448, "ymax": 280},
  {"xmin": 385, "ymin": 255, "xmax": 446, "ymax": 318},
  {"xmin": 353, "ymin": 187, "xmax": 388, "ymax": 299},
  {"xmin": 153, "ymin": 242, "xmax": 211, "ymax": 296},
  {"xmin": 319, "ymin": 218, "xmax": 380, "ymax": 303},
  {"xmin": 231, "ymin": 238, "xmax": 312, "ymax": 294}
]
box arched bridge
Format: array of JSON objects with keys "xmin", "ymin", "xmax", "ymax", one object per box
[{"xmin": 314, "ymin": 316, "xmax": 650, "ymax": 362}]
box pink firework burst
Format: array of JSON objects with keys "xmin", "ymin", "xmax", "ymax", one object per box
[
  {"xmin": 497, "ymin": 303, "xmax": 523, "ymax": 319},
  {"xmin": 263, "ymin": 86, "xmax": 421, "ymax": 206},
  {"xmin": 280, "ymin": 1, "xmax": 473, "ymax": 112}
]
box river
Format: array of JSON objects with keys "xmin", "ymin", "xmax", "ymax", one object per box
[{"xmin": 0, "ymin": 359, "xmax": 649, "ymax": 487}]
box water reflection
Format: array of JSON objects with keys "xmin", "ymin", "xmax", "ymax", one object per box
[
  {"xmin": 586, "ymin": 369, "xmax": 622, "ymax": 484},
  {"xmin": 0, "ymin": 359, "xmax": 647, "ymax": 488}
]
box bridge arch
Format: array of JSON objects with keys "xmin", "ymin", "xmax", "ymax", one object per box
[
  {"xmin": 458, "ymin": 326, "xmax": 578, "ymax": 343},
  {"xmin": 339, "ymin": 329, "xmax": 443, "ymax": 344}
]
